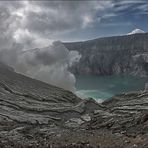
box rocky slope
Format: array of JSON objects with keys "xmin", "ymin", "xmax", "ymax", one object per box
[
  {"xmin": 0, "ymin": 63, "xmax": 148, "ymax": 148},
  {"xmin": 90, "ymin": 91, "xmax": 148, "ymax": 136},
  {"xmin": 0, "ymin": 63, "xmax": 101, "ymax": 147},
  {"xmin": 64, "ymin": 33, "xmax": 148, "ymax": 76},
  {"xmin": 0, "ymin": 63, "xmax": 102, "ymax": 125}
]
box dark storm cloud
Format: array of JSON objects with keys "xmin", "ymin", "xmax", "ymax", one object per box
[
  {"xmin": 25, "ymin": 1, "xmax": 112, "ymax": 37},
  {"xmin": 0, "ymin": 0, "xmax": 115, "ymax": 46},
  {"xmin": 0, "ymin": 0, "xmax": 148, "ymax": 42}
]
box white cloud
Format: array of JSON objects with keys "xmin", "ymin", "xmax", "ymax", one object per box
[
  {"xmin": 82, "ymin": 15, "xmax": 93, "ymax": 28},
  {"xmin": 127, "ymin": 28, "xmax": 145, "ymax": 35},
  {"xmin": 15, "ymin": 41, "xmax": 78, "ymax": 92}
]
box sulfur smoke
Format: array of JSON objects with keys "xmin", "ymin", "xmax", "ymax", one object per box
[
  {"xmin": 0, "ymin": 37, "xmax": 81, "ymax": 92},
  {"xmin": 0, "ymin": 2, "xmax": 81, "ymax": 92},
  {"xmin": 14, "ymin": 41, "xmax": 81, "ymax": 92}
]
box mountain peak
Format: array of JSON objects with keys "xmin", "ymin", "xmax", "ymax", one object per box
[{"xmin": 127, "ymin": 28, "xmax": 145, "ymax": 35}]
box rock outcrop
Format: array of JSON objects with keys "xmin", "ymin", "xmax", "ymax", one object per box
[
  {"xmin": 0, "ymin": 63, "xmax": 148, "ymax": 147},
  {"xmin": 64, "ymin": 33, "xmax": 148, "ymax": 76},
  {"xmin": 90, "ymin": 91, "xmax": 148, "ymax": 137},
  {"xmin": 145, "ymin": 83, "xmax": 148, "ymax": 91}
]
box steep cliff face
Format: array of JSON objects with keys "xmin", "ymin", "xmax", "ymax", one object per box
[{"xmin": 64, "ymin": 33, "xmax": 148, "ymax": 76}]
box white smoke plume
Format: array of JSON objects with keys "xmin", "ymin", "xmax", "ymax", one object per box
[
  {"xmin": 14, "ymin": 41, "xmax": 81, "ymax": 92},
  {"xmin": 0, "ymin": 2, "xmax": 81, "ymax": 92}
]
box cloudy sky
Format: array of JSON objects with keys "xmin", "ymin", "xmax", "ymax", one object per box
[{"xmin": 0, "ymin": 0, "xmax": 148, "ymax": 44}]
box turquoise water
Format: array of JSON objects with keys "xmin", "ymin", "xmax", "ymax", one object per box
[{"xmin": 76, "ymin": 75, "xmax": 148, "ymax": 101}]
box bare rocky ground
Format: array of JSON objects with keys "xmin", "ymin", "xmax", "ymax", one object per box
[{"xmin": 0, "ymin": 63, "xmax": 148, "ymax": 148}]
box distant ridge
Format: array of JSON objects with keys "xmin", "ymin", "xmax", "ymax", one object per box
[{"xmin": 64, "ymin": 32, "xmax": 148, "ymax": 76}]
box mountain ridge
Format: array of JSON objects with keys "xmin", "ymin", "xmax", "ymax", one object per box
[
  {"xmin": 64, "ymin": 32, "xmax": 148, "ymax": 76},
  {"xmin": 64, "ymin": 32, "xmax": 148, "ymax": 44}
]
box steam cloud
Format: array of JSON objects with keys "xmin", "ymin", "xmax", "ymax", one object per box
[
  {"xmin": 14, "ymin": 41, "xmax": 81, "ymax": 92},
  {"xmin": 0, "ymin": 2, "xmax": 81, "ymax": 92},
  {"xmin": 0, "ymin": 36, "xmax": 81, "ymax": 92},
  {"xmin": 0, "ymin": 39, "xmax": 81, "ymax": 92}
]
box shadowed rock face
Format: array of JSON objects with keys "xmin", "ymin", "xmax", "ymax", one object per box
[
  {"xmin": 64, "ymin": 33, "xmax": 148, "ymax": 76},
  {"xmin": 0, "ymin": 63, "xmax": 148, "ymax": 147}
]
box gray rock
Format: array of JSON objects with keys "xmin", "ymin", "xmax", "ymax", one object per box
[
  {"xmin": 145, "ymin": 83, "xmax": 148, "ymax": 91},
  {"xmin": 64, "ymin": 33, "xmax": 148, "ymax": 76},
  {"xmin": 90, "ymin": 91, "xmax": 148, "ymax": 136},
  {"xmin": 81, "ymin": 114, "xmax": 91, "ymax": 122},
  {"xmin": 0, "ymin": 63, "xmax": 148, "ymax": 147},
  {"xmin": 65, "ymin": 118, "xmax": 84, "ymax": 128}
]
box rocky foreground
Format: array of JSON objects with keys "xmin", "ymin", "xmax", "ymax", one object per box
[{"xmin": 0, "ymin": 63, "xmax": 148, "ymax": 148}]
